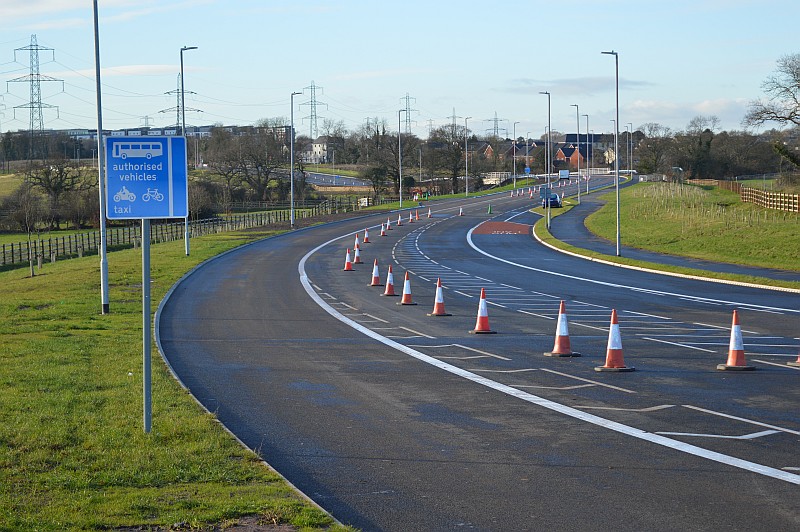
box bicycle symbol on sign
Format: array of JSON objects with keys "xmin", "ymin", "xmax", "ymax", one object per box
[{"xmin": 142, "ymin": 188, "xmax": 164, "ymax": 202}]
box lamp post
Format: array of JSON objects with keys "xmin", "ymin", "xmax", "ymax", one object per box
[
  {"xmin": 602, "ymin": 50, "xmax": 621, "ymax": 256},
  {"xmin": 290, "ymin": 91, "xmax": 301, "ymax": 227},
  {"xmin": 583, "ymin": 114, "xmax": 590, "ymax": 193},
  {"xmin": 571, "ymin": 103, "xmax": 581, "ymax": 205},
  {"xmin": 512, "ymin": 121, "xmax": 520, "ymax": 189},
  {"xmin": 464, "ymin": 116, "xmax": 472, "ymax": 196},
  {"xmin": 540, "ymin": 91, "xmax": 551, "ymax": 228},
  {"xmin": 627, "ymin": 122, "xmax": 633, "ymax": 178},
  {"xmin": 180, "ymin": 45, "xmax": 197, "ymax": 256},
  {"xmin": 398, "ymin": 109, "xmax": 406, "ymax": 207}
]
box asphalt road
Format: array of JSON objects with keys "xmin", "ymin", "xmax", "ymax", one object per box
[{"xmin": 157, "ymin": 182, "xmax": 800, "ymax": 531}]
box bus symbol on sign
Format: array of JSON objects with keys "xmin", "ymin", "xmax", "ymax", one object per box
[{"xmin": 112, "ymin": 142, "xmax": 163, "ymax": 160}]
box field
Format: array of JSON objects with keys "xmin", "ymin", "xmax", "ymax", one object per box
[
  {"xmin": 0, "ymin": 229, "xmax": 349, "ymax": 530},
  {"xmin": 585, "ymin": 182, "xmax": 800, "ymax": 272}
]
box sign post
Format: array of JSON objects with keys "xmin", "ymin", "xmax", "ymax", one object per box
[{"xmin": 105, "ymin": 136, "xmax": 188, "ymax": 433}]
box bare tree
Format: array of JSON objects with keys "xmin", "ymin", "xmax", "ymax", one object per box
[
  {"xmin": 2, "ymin": 183, "xmax": 46, "ymax": 276},
  {"xmin": 636, "ymin": 123, "xmax": 674, "ymax": 174},
  {"xmin": 24, "ymin": 157, "xmax": 91, "ymax": 228},
  {"xmin": 745, "ymin": 54, "xmax": 800, "ymax": 127}
]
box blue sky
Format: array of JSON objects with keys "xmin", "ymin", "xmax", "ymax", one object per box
[{"xmin": 0, "ymin": 0, "xmax": 797, "ymax": 139}]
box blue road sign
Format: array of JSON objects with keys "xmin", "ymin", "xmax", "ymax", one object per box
[
  {"xmin": 524, "ymin": 166, "xmax": 531, "ymax": 174},
  {"xmin": 105, "ymin": 136, "xmax": 188, "ymax": 220}
]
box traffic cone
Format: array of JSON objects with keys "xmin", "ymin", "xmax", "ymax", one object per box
[
  {"xmin": 408, "ymin": 211, "xmax": 414, "ymax": 223},
  {"xmin": 397, "ymin": 214, "xmax": 403, "ymax": 226},
  {"xmin": 380, "ymin": 223, "xmax": 386, "ymax": 237},
  {"xmin": 459, "ymin": 207, "xmax": 464, "ymax": 216},
  {"xmin": 368, "ymin": 259, "xmax": 382, "ymax": 286},
  {"xmin": 595, "ymin": 309, "xmax": 634, "ymax": 372},
  {"xmin": 354, "ymin": 234, "xmax": 360, "ymax": 249},
  {"xmin": 469, "ymin": 288, "xmax": 496, "ymax": 334},
  {"xmin": 788, "ymin": 352, "xmax": 800, "ymax": 367},
  {"xmin": 386, "ymin": 217, "xmax": 393, "ymax": 230},
  {"xmin": 717, "ymin": 310, "xmax": 755, "ymax": 371},
  {"xmin": 427, "ymin": 208, "xmax": 432, "ymax": 218},
  {"xmin": 353, "ymin": 244, "xmax": 363, "ymax": 264},
  {"xmin": 381, "ymin": 265, "xmax": 397, "ymax": 296},
  {"xmin": 343, "ymin": 249, "xmax": 354, "ymax": 271},
  {"xmin": 510, "ymin": 191, "xmax": 514, "ymax": 198},
  {"xmin": 529, "ymin": 190, "xmax": 533, "ymax": 199},
  {"xmin": 363, "ymin": 228, "xmax": 370, "ymax": 243},
  {"xmin": 427, "ymin": 278, "xmax": 451, "ymax": 316},
  {"xmin": 397, "ymin": 271, "xmax": 417, "ymax": 305},
  {"xmin": 415, "ymin": 209, "xmax": 420, "ymax": 221},
  {"xmin": 544, "ymin": 300, "xmax": 580, "ymax": 357}
]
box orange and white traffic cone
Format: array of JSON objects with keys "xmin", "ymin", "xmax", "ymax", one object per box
[
  {"xmin": 354, "ymin": 234, "xmax": 360, "ymax": 249},
  {"xmin": 363, "ymin": 228, "xmax": 370, "ymax": 243},
  {"xmin": 381, "ymin": 266, "xmax": 397, "ymax": 296},
  {"xmin": 717, "ymin": 310, "xmax": 755, "ymax": 371},
  {"xmin": 415, "ymin": 209, "xmax": 420, "ymax": 221},
  {"xmin": 343, "ymin": 248, "xmax": 354, "ymax": 271},
  {"xmin": 386, "ymin": 217, "xmax": 393, "ymax": 230},
  {"xmin": 595, "ymin": 309, "xmax": 634, "ymax": 372},
  {"xmin": 397, "ymin": 271, "xmax": 416, "ymax": 305},
  {"xmin": 788, "ymin": 352, "xmax": 800, "ymax": 367},
  {"xmin": 353, "ymin": 244, "xmax": 363, "ymax": 264},
  {"xmin": 427, "ymin": 278, "xmax": 451, "ymax": 317},
  {"xmin": 427, "ymin": 208, "xmax": 432, "ymax": 218},
  {"xmin": 529, "ymin": 190, "xmax": 533, "ymax": 199},
  {"xmin": 470, "ymin": 288, "xmax": 496, "ymax": 334},
  {"xmin": 397, "ymin": 214, "xmax": 403, "ymax": 226},
  {"xmin": 409, "ymin": 211, "xmax": 414, "ymax": 223},
  {"xmin": 544, "ymin": 300, "xmax": 580, "ymax": 357},
  {"xmin": 459, "ymin": 207, "xmax": 464, "ymax": 216},
  {"xmin": 368, "ymin": 259, "xmax": 382, "ymax": 286},
  {"xmin": 380, "ymin": 223, "xmax": 387, "ymax": 237}
]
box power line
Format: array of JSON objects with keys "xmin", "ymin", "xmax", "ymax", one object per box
[
  {"xmin": 301, "ymin": 81, "xmax": 327, "ymax": 139},
  {"xmin": 400, "ymin": 93, "xmax": 417, "ymax": 133}
]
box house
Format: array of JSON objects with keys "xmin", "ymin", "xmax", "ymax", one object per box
[
  {"xmin": 303, "ymin": 136, "xmax": 332, "ymax": 164},
  {"xmin": 555, "ymin": 145, "xmax": 588, "ymax": 169}
]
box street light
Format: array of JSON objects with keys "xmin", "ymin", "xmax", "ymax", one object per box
[
  {"xmin": 92, "ymin": 0, "xmax": 109, "ymax": 314},
  {"xmin": 571, "ymin": 103, "xmax": 581, "ymax": 205},
  {"xmin": 180, "ymin": 45, "xmax": 197, "ymax": 256},
  {"xmin": 512, "ymin": 121, "xmax": 520, "ymax": 189},
  {"xmin": 583, "ymin": 114, "xmax": 590, "ymax": 194},
  {"xmin": 398, "ymin": 109, "xmax": 407, "ymax": 207},
  {"xmin": 464, "ymin": 116, "xmax": 472, "ymax": 196},
  {"xmin": 290, "ymin": 91, "xmax": 301, "ymax": 227},
  {"xmin": 627, "ymin": 121, "xmax": 633, "ymax": 178},
  {"xmin": 602, "ymin": 50, "xmax": 621, "ymax": 256},
  {"xmin": 540, "ymin": 91, "xmax": 551, "ymax": 228}
]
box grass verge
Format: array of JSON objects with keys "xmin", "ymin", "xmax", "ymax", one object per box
[
  {"xmin": 0, "ymin": 229, "xmax": 351, "ymax": 530},
  {"xmin": 585, "ymin": 182, "xmax": 800, "ymax": 273}
]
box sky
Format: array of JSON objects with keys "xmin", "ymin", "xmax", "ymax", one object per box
[{"xmin": 0, "ymin": 0, "xmax": 797, "ymax": 140}]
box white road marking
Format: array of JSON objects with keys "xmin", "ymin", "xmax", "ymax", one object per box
[
  {"xmin": 682, "ymin": 405, "xmax": 800, "ymax": 436},
  {"xmin": 655, "ymin": 430, "xmax": 780, "ymax": 440},
  {"xmin": 642, "ymin": 337, "xmax": 717, "ymax": 353},
  {"xmin": 753, "ymin": 359, "xmax": 800, "ymax": 369},
  {"xmin": 515, "ymin": 384, "xmax": 596, "ymax": 390},
  {"xmin": 576, "ymin": 405, "xmax": 676, "ymax": 412},
  {"xmin": 539, "ymin": 368, "xmax": 637, "ymax": 394}
]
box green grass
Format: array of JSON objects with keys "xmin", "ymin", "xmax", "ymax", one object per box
[
  {"xmin": 0, "ymin": 172, "xmax": 23, "ymax": 198},
  {"xmin": 578, "ymin": 181, "xmax": 800, "ymax": 276},
  {"xmin": 0, "ymin": 230, "xmax": 351, "ymax": 530}
]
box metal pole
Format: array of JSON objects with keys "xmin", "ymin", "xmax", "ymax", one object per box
[
  {"xmin": 464, "ymin": 117, "xmax": 472, "ymax": 196},
  {"xmin": 180, "ymin": 45, "xmax": 197, "ymax": 256},
  {"xmin": 603, "ymin": 50, "xmax": 621, "ymax": 256},
  {"xmin": 398, "ymin": 109, "xmax": 406, "ymax": 207},
  {"xmin": 513, "ymin": 121, "xmax": 519, "ymax": 189},
  {"xmin": 572, "ymin": 104, "xmax": 580, "ymax": 205},
  {"xmin": 92, "ymin": 0, "xmax": 109, "ymax": 315},
  {"xmin": 627, "ymin": 122, "xmax": 633, "ymax": 178},
  {"xmin": 540, "ymin": 91, "xmax": 551, "ymax": 228},
  {"xmin": 583, "ymin": 114, "xmax": 589, "ymax": 193},
  {"xmin": 142, "ymin": 219, "xmax": 151, "ymax": 433},
  {"xmin": 290, "ymin": 91, "xmax": 301, "ymax": 227}
]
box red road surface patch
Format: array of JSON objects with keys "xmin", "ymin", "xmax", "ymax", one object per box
[{"xmin": 473, "ymin": 221, "xmax": 532, "ymax": 235}]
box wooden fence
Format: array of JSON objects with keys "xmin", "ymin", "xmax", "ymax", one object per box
[{"xmin": 687, "ymin": 179, "xmax": 799, "ymax": 213}]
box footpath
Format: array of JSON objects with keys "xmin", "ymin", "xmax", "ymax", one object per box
[{"xmin": 548, "ymin": 192, "xmax": 800, "ymax": 284}]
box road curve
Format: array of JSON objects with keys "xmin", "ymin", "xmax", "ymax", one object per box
[{"xmin": 158, "ymin": 189, "xmax": 800, "ymax": 531}]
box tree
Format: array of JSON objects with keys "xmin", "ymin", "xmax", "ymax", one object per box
[
  {"xmin": 636, "ymin": 123, "xmax": 673, "ymax": 174},
  {"xmin": 745, "ymin": 53, "xmax": 800, "ymax": 127},
  {"xmin": 206, "ymin": 127, "xmax": 243, "ymax": 213},
  {"xmin": 2, "ymin": 183, "xmax": 46, "ymax": 276},
  {"xmin": 427, "ymin": 125, "xmax": 465, "ymax": 194},
  {"xmin": 24, "ymin": 157, "xmax": 90, "ymax": 228}
]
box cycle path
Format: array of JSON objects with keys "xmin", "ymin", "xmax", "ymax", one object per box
[{"xmin": 548, "ymin": 191, "xmax": 800, "ymax": 283}]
